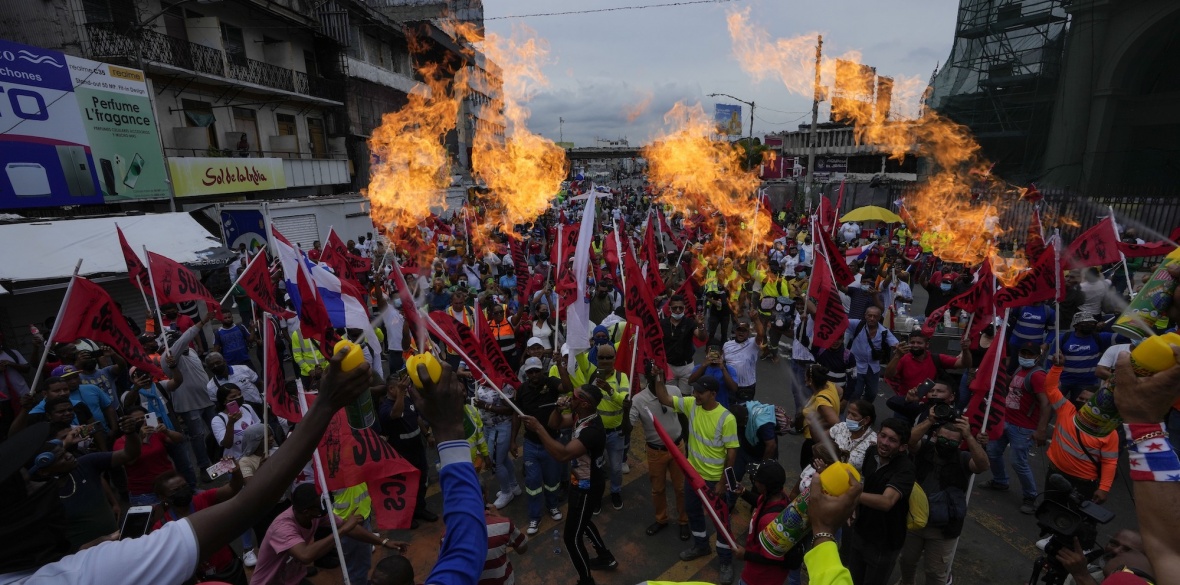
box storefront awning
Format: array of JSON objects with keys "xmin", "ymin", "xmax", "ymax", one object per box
[{"xmin": 0, "ymin": 212, "xmax": 232, "ymax": 288}]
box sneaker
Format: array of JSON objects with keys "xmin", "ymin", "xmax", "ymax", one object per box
[
  {"xmin": 493, "ymin": 491, "xmax": 514, "ymax": 510},
  {"xmin": 622, "ymin": 462, "xmax": 631, "ymax": 474},
  {"xmin": 242, "ymin": 549, "xmax": 257, "ymax": 568},
  {"xmin": 1020, "ymin": 498, "xmax": 1036, "ymax": 515},
  {"xmin": 511, "ymin": 485, "xmax": 522, "ymax": 496},
  {"xmin": 679, "ymin": 545, "xmax": 711, "ymax": 561},
  {"xmin": 550, "ymin": 507, "xmax": 563, "ymax": 521},
  {"xmin": 611, "ymin": 492, "xmax": 623, "ymax": 510},
  {"xmin": 981, "ymin": 480, "xmax": 1009, "ymax": 491},
  {"xmin": 719, "ymin": 563, "xmax": 734, "ymax": 585},
  {"xmin": 588, "ymin": 553, "xmax": 618, "ymax": 570},
  {"xmin": 526, "ymin": 519, "xmax": 540, "ymax": 535}
]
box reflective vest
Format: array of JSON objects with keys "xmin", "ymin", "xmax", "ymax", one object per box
[
  {"xmin": 488, "ymin": 311, "xmax": 516, "ymax": 353},
  {"xmin": 593, "ymin": 370, "xmax": 629, "ymax": 430},
  {"xmin": 291, "ymin": 329, "xmax": 318, "ymax": 376},
  {"xmin": 1011, "ymin": 305, "xmax": 1052, "ymax": 343},
  {"xmin": 446, "ymin": 306, "xmax": 474, "ymax": 354},
  {"xmin": 332, "ymin": 484, "xmax": 372, "ymax": 520}
]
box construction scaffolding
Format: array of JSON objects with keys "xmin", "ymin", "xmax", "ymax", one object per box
[{"xmin": 927, "ymin": 0, "xmax": 1069, "ymax": 184}]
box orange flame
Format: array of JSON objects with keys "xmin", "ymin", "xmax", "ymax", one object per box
[
  {"xmin": 625, "ymin": 90, "xmax": 654, "ymax": 123},
  {"xmin": 642, "ymin": 102, "xmax": 770, "ymax": 263},
  {"xmin": 469, "ymin": 26, "xmax": 567, "ymax": 247},
  {"xmin": 727, "ymin": 9, "xmax": 1032, "ymax": 284}
]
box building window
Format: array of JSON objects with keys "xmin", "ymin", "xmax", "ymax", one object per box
[
  {"xmin": 82, "ymin": 0, "xmax": 136, "ymax": 25},
  {"xmin": 221, "ymin": 23, "xmax": 247, "ymax": 66},
  {"xmin": 233, "ymin": 107, "xmax": 260, "ymax": 157},
  {"xmin": 308, "ymin": 118, "xmax": 327, "ymax": 158},
  {"xmin": 304, "ymin": 50, "xmax": 319, "ymax": 76},
  {"xmin": 182, "ymin": 99, "xmax": 218, "ymax": 152},
  {"xmin": 276, "ymin": 113, "xmax": 297, "ymax": 137}
]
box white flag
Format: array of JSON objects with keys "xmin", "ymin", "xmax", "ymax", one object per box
[{"xmin": 566, "ymin": 192, "xmax": 598, "ymax": 371}]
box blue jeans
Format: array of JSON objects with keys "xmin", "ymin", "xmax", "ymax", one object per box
[
  {"xmin": 164, "ymin": 437, "xmax": 197, "ymax": 489},
  {"xmin": 848, "ymin": 370, "xmax": 881, "ymax": 404},
  {"xmin": 523, "ymin": 439, "xmax": 561, "ymax": 520},
  {"xmin": 605, "ymin": 428, "xmax": 625, "ymax": 494},
  {"xmin": 685, "ymin": 479, "xmax": 732, "ymax": 564},
  {"xmin": 485, "ymin": 419, "xmax": 519, "ymax": 496},
  {"xmin": 341, "ymin": 516, "xmax": 372, "ymax": 584},
  {"xmin": 179, "ymin": 405, "xmax": 215, "ymax": 469},
  {"xmin": 987, "ymin": 424, "xmax": 1039, "ymax": 499}
]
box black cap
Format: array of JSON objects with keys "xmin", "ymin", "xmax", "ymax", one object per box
[
  {"xmin": 691, "ymin": 377, "xmax": 720, "ymax": 394},
  {"xmin": 753, "ymin": 459, "xmax": 786, "ymax": 488},
  {"xmin": 291, "ymin": 483, "xmax": 325, "ymax": 513}
]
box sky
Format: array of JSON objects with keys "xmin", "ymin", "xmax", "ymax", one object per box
[{"xmin": 482, "ymin": 0, "xmax": 960, "ymax": 148}]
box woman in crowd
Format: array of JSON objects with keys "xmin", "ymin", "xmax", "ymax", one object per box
[
  {"xmin": 799, "ymin": 364, "xmax": 841, "ymax": 471},
  {"xmin": 210, "ymin": 383, "xmax": 262, "ymax": 567}
]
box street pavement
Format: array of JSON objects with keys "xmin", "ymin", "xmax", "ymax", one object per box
[{"xmin": 300, "ymin": 283, "xmax": 1141, "ymax": 585}]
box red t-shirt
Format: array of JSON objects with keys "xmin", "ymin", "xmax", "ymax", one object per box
[
  {"xmin": 154, "ymin": 489, "xmax": 234, "ymax": 572},
  {"xmin": 887, "ymin": 352, "xmax": 958, "ymax": 396},
  {"xmin": 163, "ymin": 314, "xmax": 196, "ymax": 333},
  {"xmin": 741, "ymin": 497, "xmax": 792, "ymax": 584},
  {"xmin": 114, "ymin": 434, "xmax": 174, "ymax": 496},
  {"xmin": 1004, "ymin": 368, "xmax": 1047, "ymax": 429}
]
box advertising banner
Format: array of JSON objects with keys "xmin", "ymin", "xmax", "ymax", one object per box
[
  {"xmin": 169, "ymin": 157, "xmax": 286, "ymax": 197},
  {"xmin": 714, "ymin": 103, "xmax": 742, "ymax": 135},
  {"xmin": 0, "ymin": 39, "xmax": 169, "ymax": 209}
]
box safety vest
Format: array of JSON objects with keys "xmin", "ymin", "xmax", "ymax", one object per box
[
  {"xmin": 759, "ymin": 279, "xmax": 790, "ymax": 315},
  {"xmin": 680, "ymin": 399, "xmax": 736, "ymax": 480},
  {"xmin": 291, "ymin": 329, "xmax": 318, "ymax": 376},
  {"xmin": 593, "ymin": 370, "xmax": 629, "ymax": 430},
  {"xmin": 332, "ymin": 484, "xmax": 372, "ymax": 520},
  {"xmin": 488, "ymin": 311, "xmax": 516, "ymax": 353},
  {"xmin": 1012, "ymin": 305, "xmax": 1051, "ymax": 343},
  {"xmin": 446, "ymin": 306, "xmax": 474, "ymax": 354}
]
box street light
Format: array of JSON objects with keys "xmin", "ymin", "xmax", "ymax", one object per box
[{"xmin": 707, "ymin": 92, "xmax": 755, "ymax": 171}]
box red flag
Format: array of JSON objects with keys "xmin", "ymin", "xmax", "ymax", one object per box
[
  {"xmin": 238, "ymin": 255, "xmax": 295, "ymax": 319},
  {"xmin": 474, "ymin": 308, "xmax": 521, "ymax": 390},
  {"xmin": 321, "ymin": 229, "xmax": 372, "ymax": 286},
  {"xmin": 146, "ymin": 251, "xmax": 222, "ymax": 316},
  {"xmin": 674, "ymin": 277, "xmax": 698, "ymax": 317},
  {"xmin": 507, "ymin": 237, "xmax": 530, "ymax": 300},
  {"xmin": 603, "ymin": 227, "xmax": 621, "ymax": 278},
  {"xmin": 1118, "ymin": 240, "xmax": 1176, "ymax": 259},
  {"xmin": 614, "ymin": 323, "xmax": 639, "ymax": 380},
  {"xmin": 52, "ymin": 278, "xmax": 164, "ymax": 378},
  {"xmin": 315, "ymin": 405, "xmax": 421, "ymax": 529},
  {"xmin": 833, "ymin": 181, "xmax": 845, "ymax": 233},
  {"xmin": 814, "ymin": 219, "xmax": 854, "ymax": 287},
  {"xmin": 1066, "ymin": 217, "xmax": 1120, "ymax": 267},
  {"xmin": 996, "ymin": 244, "xmax": 1064, "ymax": 309},
  {"xmin": 650, "ymin": 408, "xmax": 731, "ymax": 542},
  {"xmin": 622, "ymin": 242, "xmax": 668, "ymax": 371},
  {"xmin": 425, "ymin": 310, "xmax": 515, "ymax": 390},
  {"xmin": 965, "ymin": 334, "xmax": 1010, "ymax": 441},
  {"xmin": 1026, "ymin": 208, "xmax": 1045, "ymax": 260},
  {"xmin": 116, "ymin": 226, "xmax": 150, "ymax": 293},
  {"xmin": 807, "ymin": 246, "xmax": 849, "ymax": 349},
  {"xmin": 642, "ymin": 218, "xmax": 667, "ymax": 297},
  {"xmin": 922, "ymin": 262, "xmax": 997, "ymax": 338},
  {"xmin": 656, "ymin": 207, "xmax": 683, "ymax": 249},
  {"xmin": 263, "ymin": 318, "xmax": 302, "ymax": 422},
  {"xmin": 817, "ymin": 196, "xmax": 836, "ymax": 235}
]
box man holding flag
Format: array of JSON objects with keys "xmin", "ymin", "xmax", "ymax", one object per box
[{"xmin": 649, "ymin": 365, "xmax": 739, "ymax": 584}]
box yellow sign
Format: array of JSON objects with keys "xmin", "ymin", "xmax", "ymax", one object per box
[
  {"xmin": 108, "ymin": 65, "xmax": 145, "ymax": 83},
  {"xmin": 168, "ymin": 157, "xmax": 287, "ymax": 197}
]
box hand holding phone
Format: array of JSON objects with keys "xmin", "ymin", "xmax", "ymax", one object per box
[
  {"xmin": 724, "ymin": 467, "xmax": 739, "ymax": 492},
  {"xmin": 120, "ymin": 506, "xmax": 154, "ymax": 540},
  {"xmin": 144, "ymin": 412, "xmax": 159, "ymax": 429},
  {"xmin": 226, "ymin": 401, "xmax": 240, "ymax": 416}
]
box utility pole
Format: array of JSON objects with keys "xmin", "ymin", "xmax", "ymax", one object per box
[
  {"xmin": 559, "ymin": 117, "xmax": 564, "ymax": 144},
  {"xmin": 804, "ymin": 34, "xmax": 823, "ymax": 206},
  {"xmin": 707, "ymin": 92, "xmax": 756, "ymax": 171}
]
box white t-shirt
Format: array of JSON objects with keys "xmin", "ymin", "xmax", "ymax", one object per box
[
  {"xmin": 211, "ymin": 404, "xmax": 262, "ymax": 460},
  {"xmin": 722, "ymin": 338, "xmax": 759, "ymax": 387},
  {"xmin": 0, "ymin": 518, "xmax": 198, "ymax": 584},
  {"xmin": 1079, "ymin": 279, "xmax": 1111, "ymax": 316},
  {"xmin": 206, "ymin": 366, "xmax": 261, "ymax": 405}
]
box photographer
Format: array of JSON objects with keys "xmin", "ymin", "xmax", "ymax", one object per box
[
  {"xmin": 886, "ymin": 375, "xmax": 957, "ymax": 426},
  {"xmin": 899, "ymin": 415, "xmax": 989, "ymax": 585}
]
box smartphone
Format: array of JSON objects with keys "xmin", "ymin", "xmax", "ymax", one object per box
[
  {"xmin": 99, "ymin": 158, "xmax": 118, "ymax": 196},
  {"xmin": 206, "ymin": 459, "xmax": 236, "ymax": 480},
  {"xmin": 144, "ymin": 412, "xmax": 159, "ymax": 429},
  {"xmin": 120, "ymin": 505, "xmax": 154, "ymax": 540},
  {"xmin": 724, "ymin": 467, "xmax": 739, "ymax": 492},
  {"xmin": 226, "ymin": 401, "xmax": 240, "ymax": 416},
  {"xmin": 122, "ymin": 153, "xmax": 144, "ymax": 189}
]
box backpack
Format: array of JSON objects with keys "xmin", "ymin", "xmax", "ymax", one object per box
[
  {"xmin": 907, "ymin": 483, "xmax": 929, "ymax": 531},
  {"xmin": 773, "ymin": 405, "xmax": 792, "ymax": 436}
]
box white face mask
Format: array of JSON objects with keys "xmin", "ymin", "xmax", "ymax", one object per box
[
  {"xmin": 1018, "ymin": 357, "xmax": 1038, "ymax": 369},
  {"xmin": 670, "ymin": 310, "xmax": 685, "ymax": 319}
]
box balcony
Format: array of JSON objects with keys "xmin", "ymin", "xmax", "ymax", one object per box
[{"xmin": 82, "ymin": 23, "xmax": 339, "ymax": 102}]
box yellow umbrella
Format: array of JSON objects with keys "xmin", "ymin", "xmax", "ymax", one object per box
[{"xmin": 839, "ymin": 205, "xmax": 903, "ymax": 224}]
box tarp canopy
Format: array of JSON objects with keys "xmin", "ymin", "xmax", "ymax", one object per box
[
  {"xmin": 840, "ymin": 205, "xmax": 903, "ymax": 224},
  {"xmin": 0, "ymin": 212, "xmax": 232, "ymax": 285}
]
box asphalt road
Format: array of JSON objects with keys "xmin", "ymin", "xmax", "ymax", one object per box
[{"xmin": 298, "ymin": 283, "xmax": 1142, "ymax": 585}]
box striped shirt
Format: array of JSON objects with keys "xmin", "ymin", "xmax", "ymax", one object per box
[{"xmin": 480, "ymin": 514, "xmax": 527, "ymax": 585}]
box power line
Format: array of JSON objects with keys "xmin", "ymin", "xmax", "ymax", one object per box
[{"xmin": 486, "ymin": 0, "xmax": 738, "ymax": 21}]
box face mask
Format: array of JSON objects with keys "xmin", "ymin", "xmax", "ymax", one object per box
[
  {"xmin": 910, "ymin": 347, "xmax": 926, "ymax": 357},
  {"xmin": 169, "ymin": 488, "xmax": 194, "ymax": 508},
  {"xmin": 845, "ymin": 419, "xmax": 861, "ymax": 432},
  {"xmin": 935, "ymin": 441, "xmax": 959, "ymax": 457},
  {"xmin": 940, "ymin": 283, "xmax": 952, "ymax": 292},
  {"xmin": 1018, "ymin": 357, "xmax": 1038, "ymax": 369},
  {"xmin": 670, "ymin": 310, "xmax": 685, "ymax": 320}
]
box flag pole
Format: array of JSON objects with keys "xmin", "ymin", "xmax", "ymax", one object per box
[
  {"xmin": 1109, "ymin": 207, "xmax": 1135, "ymax": 298},
  {"xmin": 219, "ymin": 252, "xmax": 264, "ymax": 306},
  {"xmin": 142, "ymin": 245, "xmax": 172, "ymax": 358},
  {"xmin": 295, "ymin": 380, "xmax": 353, "ymax": 585},
  {"xmin": 262, "ymin": 315, "xmax": 271, "ymax": 454},
  {"xmin": 416, "ymin": 307, "xmax": 524, "ymax": 417},
  {"xmin": 118, "ymin": 223, "xmax": 157, "ymax": 340},
  {"xmin": 1054, "ymin": 229, "xmax": 1062, "ymax": 355},
  {"xmin": 29, "ymin": 260, "xmax": 83, "ymax": 393}
]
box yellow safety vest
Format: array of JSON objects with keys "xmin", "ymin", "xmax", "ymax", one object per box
[
  {"xmin": 332, "ymin": 484, "xmax": 372, "ymax": 520},
  {"xmin": 592, "ymin": 370, "xmax": 629, "ymax": 430}
]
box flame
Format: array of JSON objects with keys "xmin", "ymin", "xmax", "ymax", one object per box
[
  {"xmin": 642, "ymin": 102, "xmax": 768, "ymax": 262},
  {"xmin": 625, "ymin": 90, "xmax": 654, "ymax": 123},
  {"xmin": 469, "ymin": 26, "xmax": 567, "ymax": 248},
  {"xmin": 727, "ymin": 9, "xmax": 1035, "ymax": 285}
]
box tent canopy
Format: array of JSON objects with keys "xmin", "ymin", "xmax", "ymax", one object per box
[
  {"xmin": 0, "ymin": 212, "xmax": 231, "ymax": 285},
  {"xmin": 839, "ymin": 205, "xmax": 903, "ymax": 224}
]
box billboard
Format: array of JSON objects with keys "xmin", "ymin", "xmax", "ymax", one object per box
[
  {"xmin": 169, "ymin": 157, "xmax": 286, "ymax": 198},
  {"xmin": 714, "ymin": 103, "xmax": 742, "ymax": 135},
  {"xmin": 0, "ymin": 39, "xmax": 170, "ymax": 209}
]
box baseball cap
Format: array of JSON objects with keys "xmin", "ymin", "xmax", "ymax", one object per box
[
  {"xmin": 735, "ymin": 320, "xmax": 752, "ymax": 331},
  {"xmin": 51, "ymin": 365, "xmax": 79, "ymax": 379},
  {"xmin": 1015, "ymin": 341, "xmax": 1041, "ymax": 354},
  {"xmin": 526, "ymin": 336, "xmax": 545, "ymax": 348},
  {"xmin": 523, "ymin": 357, "xmax": 545, "ymax": 372},
  {"xmin": 691, "ymin": 377, "xmax": 720, "ymax": 394},
  {"xmin": 1073, "ymin": 312, "xmax": 1098, "ymax": 325}
]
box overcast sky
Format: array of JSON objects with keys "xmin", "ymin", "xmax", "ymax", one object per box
[{"xmin": 483, "ymin": 0, "xmax": 960, "ymax": 147}]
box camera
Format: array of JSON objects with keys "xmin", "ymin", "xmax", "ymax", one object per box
[
  {"xmin": 1027, "ymin": 474, "xmax": 1114, "ymax": 585},
  {"xmin": 931, "ymin": 403, "xmax": 959, "ymax": 426}
]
